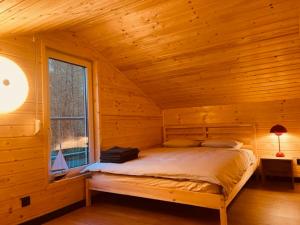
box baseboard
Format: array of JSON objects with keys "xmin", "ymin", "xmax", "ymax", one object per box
[
  {"xmin": 264, "ymin": 175, "xmax": 299, "ymax": 183},
  {"xmin": 19, "ymin": 200, "xmax": 85, "ymax": 225}
]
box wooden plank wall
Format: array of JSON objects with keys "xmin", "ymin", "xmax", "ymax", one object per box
[
  {"xmin": 0, "ymin": 33, "xmax": 162, "ymax": 224},
  {"xmin": 98, "ymin": 55, "xmax": 162, "ymax": 151},
  {"xmin": 0, "ymin": 35, "xmax": 86, "ymax": 225},
  {"xmin": 164, "ymin": 99, "xmax": 300, "ymax": 176}
]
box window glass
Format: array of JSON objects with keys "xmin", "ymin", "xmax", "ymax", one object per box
[{"xmin": 49, "ymin": 58, "xmax": 89, "ymax": 170}]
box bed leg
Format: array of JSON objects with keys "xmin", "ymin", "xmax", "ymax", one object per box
[
  {"xmin": 219, "ymin": 206, "xmax": 228, "ymax": 225},
  {"xmin": 85, "ymin": 178, "xmax": 91, "ymax": 207}
]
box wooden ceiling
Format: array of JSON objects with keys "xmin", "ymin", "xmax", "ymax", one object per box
[{"xmin": 1, "ymin": 0, "xmax": 300, "ymax": 108}]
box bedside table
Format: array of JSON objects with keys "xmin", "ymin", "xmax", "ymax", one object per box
[{"xmin": 260, "ymin": 157, "xmax": 294, "ymax": 188}]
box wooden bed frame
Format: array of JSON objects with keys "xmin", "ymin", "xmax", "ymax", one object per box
[{"xmin": 85, "ymin": 123, "xmax": 258, "ymax": 225}]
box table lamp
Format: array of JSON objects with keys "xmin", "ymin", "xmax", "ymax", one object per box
[{"xmin": 270, "ymin": 124, "xmax": 287, "ymax": 157}]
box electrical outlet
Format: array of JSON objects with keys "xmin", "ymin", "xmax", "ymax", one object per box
[
  {"xmin": 21, "ymin": 196, "xmax": 30, "ymax": 207},
  {"xmin": 297, "ymin": 159, "xmax": 300, "ymax": 165}
]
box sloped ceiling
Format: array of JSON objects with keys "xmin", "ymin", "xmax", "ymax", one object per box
[{"xmin": 1, "ymin": 0, "xmax": 300, "ymax": 108}]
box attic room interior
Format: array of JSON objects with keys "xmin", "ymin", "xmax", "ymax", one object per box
[{"xmin": 1, "ymin": 0, "xmax": 300, "ymax": 225}]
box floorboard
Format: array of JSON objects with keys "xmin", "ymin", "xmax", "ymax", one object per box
[{"xmin": 44, "ymin": 180, "xmax": 300, "ymax": 225}]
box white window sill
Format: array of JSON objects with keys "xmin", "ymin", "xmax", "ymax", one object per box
[
  {"xmin": 49, "ymin": 164, "xmax": 90, "ymax": 183},
  {"xmin": 48, "ymin": 173, "xmax": 91, "ymax": 187}
]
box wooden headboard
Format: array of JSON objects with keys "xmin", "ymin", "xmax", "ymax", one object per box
[{"xmin": 163, "ymin": 123, "xmax": 257, "ymax": 154}]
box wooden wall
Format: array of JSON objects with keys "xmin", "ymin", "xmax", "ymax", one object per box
[
  {"xmin": 99, "ymin": 54, "xmax": 162, "ymax": 150},
  {"xmin": 0, "ymin": 35, "xmax": 86, "ymax": 225},
  {"xmin": 164, "ymin": 99, "xmax": 300, "ymax": 176},
  {"xmin": 0, "ymin": 33, "xmax": 162, "ymax": 224}
]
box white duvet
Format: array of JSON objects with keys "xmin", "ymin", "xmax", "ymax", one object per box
[{"xmin": 82, "ymin": 147, "xmax": 256, "ymax": 195}]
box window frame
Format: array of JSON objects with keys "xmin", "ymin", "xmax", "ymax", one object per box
[{"xmin": 45, "ymin": 48, "xmax": 95, "ymax": 176}]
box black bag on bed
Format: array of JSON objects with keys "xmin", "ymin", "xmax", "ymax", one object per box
[{"xmin": 100, "ymin": 146, "xmax": 139, "ymax": 163}]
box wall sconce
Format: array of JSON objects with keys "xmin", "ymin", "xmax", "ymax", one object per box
[{"xmin": 0, "ymin": 56, "xmax": 29, "ymax": 113}]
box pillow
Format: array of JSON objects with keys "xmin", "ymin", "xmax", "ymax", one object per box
[
  {"xmin": 201, "ymin": 139, "xmax": 243, "ymax": 149},
  {"xmin": 163, "ymin": 139, "xmax": 201, "ymax": 148}
]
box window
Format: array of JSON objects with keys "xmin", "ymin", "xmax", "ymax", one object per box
[{"xmin": 47, "ymin": 50, "xmax": 94, "ymax": 172}]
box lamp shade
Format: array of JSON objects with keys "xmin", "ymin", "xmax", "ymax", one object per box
[
  {"xmin": 270, "ymin": 124, "xmax": 287, "ymax": 136},
  {"xmin": 0, "ymin": 56, "xmax": 29, "ymax": 113}
]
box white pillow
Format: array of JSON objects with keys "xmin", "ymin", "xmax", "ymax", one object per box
[
  {"xmin": 163, "ymin": 139, "xmax": 201, "ymax": 148},
  {"xmin": 201, "ymin": 139, "xmax": 243, "ymax": 149}
]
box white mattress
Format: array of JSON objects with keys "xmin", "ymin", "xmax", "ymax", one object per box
[
  {"xmin": 84, "ymin": 147, "xmax": 256, "ymax": 196},
  {"xmin": 91, "ymin": 172, "xmax": 222, "ymax": 194}
]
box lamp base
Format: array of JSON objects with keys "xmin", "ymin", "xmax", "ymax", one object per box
[{"xmin": 276, "ymin": 152, "xmax": 285, "ymax": 157}]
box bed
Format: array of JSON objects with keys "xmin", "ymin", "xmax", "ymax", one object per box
[{"xmin": 84, "ymin": 123, "xmax": 258, "ymax": 225}]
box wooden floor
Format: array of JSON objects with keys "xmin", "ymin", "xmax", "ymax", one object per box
[{"xmin": 45, "ymin": 180, "xmax": 300, "ymax": 225}]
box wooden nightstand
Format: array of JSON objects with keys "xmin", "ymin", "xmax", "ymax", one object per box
[{"xmin": 260, "ymin": 157, "xmax": 294, "ymax": 188}]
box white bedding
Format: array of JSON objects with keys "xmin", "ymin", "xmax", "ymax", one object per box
[
  {"xmin": 83, "ymin": 147, "xmax": 256, "ymax": 195},
  {"xmin": 91, "ymin": 173, "xmax": 222, "ymax": 194}
]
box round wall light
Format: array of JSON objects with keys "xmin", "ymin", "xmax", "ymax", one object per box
[{"xmin": 0, "ymin": 56, "xmax": 29, "ymax": 113}]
